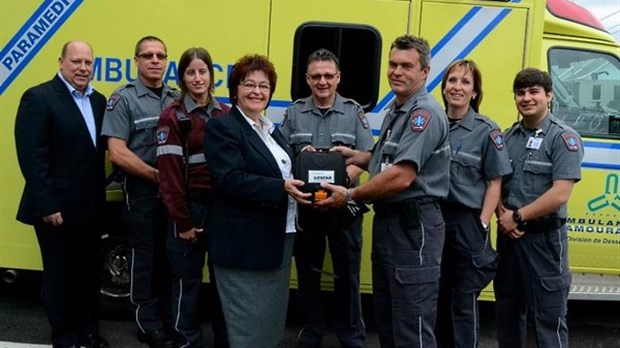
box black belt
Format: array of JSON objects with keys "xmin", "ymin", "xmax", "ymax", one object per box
[
  {"xmin": 373, "ymin": 197, "xmax": 437, "ymax": 216},
  {"xmin": 519, "ymin": 218, "xmax": 566, "ymax": 233}
]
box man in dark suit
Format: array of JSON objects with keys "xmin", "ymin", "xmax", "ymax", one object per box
[{"xmin": 14, "ymin": 41, "xmax": 109, "ymax": 348}]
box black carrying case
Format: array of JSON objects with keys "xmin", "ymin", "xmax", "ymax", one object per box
[{"xmin": 295, "ymin": 150, "xmax": 347, "ymax": 201}]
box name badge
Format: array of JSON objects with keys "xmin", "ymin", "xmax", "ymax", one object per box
[
  {"xmin": 380, "ymin": 163, "xmax": 393, "ymax": 172},
  {"xmin": 526, "ymin": 137, "xmax": 543, "ymax": 150},
  {"xmin": 308, "ymin": 170, "xmax": 335, "ymax": 183}
]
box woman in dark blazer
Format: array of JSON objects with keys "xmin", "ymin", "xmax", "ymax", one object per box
[{"xmin": 203, "ymin": 54, "xmax": 311, "ymax": 348}]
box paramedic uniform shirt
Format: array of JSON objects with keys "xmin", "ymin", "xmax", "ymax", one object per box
[
  {"xmin": 369, "ymin": 88, "xmax": 450, "ymax": 204},
  {"xmin": 102, "ymin": 77, "xmax": 179, "ymax": 163},
  {"xmin": 503, "ymin": 114, "xmax": 583, "ymax": 218},
  {"xmin": 279, "ymin": 93, "xmax": 373, "ymax": 347},
  {"xmin": 280, "ymin": 93, "xmax": 374, "ymax": 154},
  {"xmin": 447, "ymin": 107, "xmax": 512, "ymax": 208}
]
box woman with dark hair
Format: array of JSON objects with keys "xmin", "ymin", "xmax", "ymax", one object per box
[
  {"xmin": 203, "ymin": 54, "xmax": 311, "ymax": 347},
  {"xmin": 435, "ymin": 59, "xmax": 512, "ymax": 348},
  {"xmin": 156, "ymin": 47, "xmax": 229, "ymax": 348}
]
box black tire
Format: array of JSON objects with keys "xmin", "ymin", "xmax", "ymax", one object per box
[{"xmin": 100, "ymin": 233, "xmax": 130, "ymax": 300}]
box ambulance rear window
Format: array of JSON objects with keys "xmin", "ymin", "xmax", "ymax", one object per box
[
  {"xmin": 291, "ymin": 22, "xmax": 382, "ymax": 112},
  {"xmin": 549, "ymin": 48, "xmax": 620, "ymax": 139}
]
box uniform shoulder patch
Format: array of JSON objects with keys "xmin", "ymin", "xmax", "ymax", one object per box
[
  {"xmin": 358, "ymin": 111, "xmax": 369, "ymax": 129},
  {"xmin": 561, "ymin": 132, "xmax": 580, "ymax": 152},
  {"xmin": 157, "ymin": 126, "xmax": 170, "ymax": 145},
  {"xmin": 489, "ymin": 130, "xmax": 505, "ymax": 150},
  {"xmin": 409, "ymin": 109, "xmax": 432, "ymax": 132},
  {"xmin": 106, "ymin": 94, "xmax": 121, "ymax": 111}
]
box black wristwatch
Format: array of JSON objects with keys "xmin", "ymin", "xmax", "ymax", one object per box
[{"xmin": 512, "ymin": 209, "xmax": 523, "ymax": 224}]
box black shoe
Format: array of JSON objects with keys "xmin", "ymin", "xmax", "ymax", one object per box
[
  {"xmin": 79, "ymin": 334, "xmax": 110, "ymax": 348},
  {"xmin": 138, "ymin": 329, "xmax": 175, "ymax": 348}
]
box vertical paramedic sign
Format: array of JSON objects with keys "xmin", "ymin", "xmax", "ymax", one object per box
[{"xmin": 0, "ymin": 0, "xmax": 84, "ymax": 95}]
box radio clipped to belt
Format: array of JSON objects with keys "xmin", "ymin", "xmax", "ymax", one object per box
[{"xmin": 295, "ymin": 149, "xmax": 347, "ymax": 202}]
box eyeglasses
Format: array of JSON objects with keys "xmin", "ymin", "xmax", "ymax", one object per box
[
  {"xmin": 137, "ymin": 53, "xmax": 168, "ymax": 60},
  {"xmin": 307, "ymin": 73, "xmax": 338, "ymax": 81},
  {"xmin": 240, "ymin": 81, "xmax": 271, "ymax": 93}
]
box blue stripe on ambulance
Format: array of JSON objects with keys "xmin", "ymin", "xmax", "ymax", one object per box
[
  {"xmin": 0, "ymin": 0, "xmax": 84, "ymax": 95},
  {"xmin": 368, "ymin": 3, "xmax": 521, "ymax": 135},
  {"xmin": 583, "ymin": 142, "xmax": 620, "ymax": 170}
]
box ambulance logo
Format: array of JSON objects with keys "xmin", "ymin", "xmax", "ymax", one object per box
[
  {"xmin": 561, "ymin": 132, "xmax": 580, "ymax": 152},
  {"xmin": 157, "ymin": 126, "xmax": 169, "ymax": 144},
  {"xmin": 490, "ymin": 130, "xmax": 504, "ymax": 150},
  {"xmin": 410, "ymin": 110, "xmax": 431, "ymax": 132},
  {"xmin": 358, "ymin": 112, "xmax": 369, "ymax": 129},
  {"xmin": 587, "ymin": 173, "xmax": 620, "ymax": 212},
  {"xmin": 106, "ymin": 95, "xmax": 121, "ymax": 111}
]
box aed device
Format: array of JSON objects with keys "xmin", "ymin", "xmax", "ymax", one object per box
[{"xmin": 295, "ymin": 150, "xmax": 347, "ymax": 202}]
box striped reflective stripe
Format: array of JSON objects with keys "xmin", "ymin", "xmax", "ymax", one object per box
[
  {"xmin": 157, "ymin": 145, "xmax": 183, "ymax": 157},
  {"xmin": 433, "ymin": 145, "xmax": 450, "ymax": 154},
  {"xmin": 457, "ymin": 151, "xmax": 482, "ymax": 162},
  {"xmin": 332, "ymin": 133, "xmax": 355, "ymax": 141},
  {"xmin": 528, "ymin": 160, "xmax": 552, "ymax": 167},
  {"xmin": 291, "ymin": 133, "xmax": 313, "ymax": 139},
  {"xmin": 188, "ymin": 153, "xmax": 206, "ymax": 164},
  {"xmin": 156, "ymin": 146, "xmax": 205, "ymax": 164},
  {"xmin": 134, "ymin": 116, "xmax": 159, "ymax": 124}
]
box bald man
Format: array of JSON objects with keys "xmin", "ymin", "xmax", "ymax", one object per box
[{"xmin": 15, "ymin": 41, "xmax": 109, "ymax": 348}]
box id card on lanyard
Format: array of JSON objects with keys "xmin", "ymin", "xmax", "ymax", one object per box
[{"xmin": 526, "ymin": 129, "xmax": 543, "ymax": 150}]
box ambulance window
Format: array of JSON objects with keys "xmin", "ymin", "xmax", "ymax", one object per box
[
  {"xmin": 291, "ymin": 22, "xmax": 382, "ymax": 112},
  {"xmin": 548, "ymin": 48, "xmax": 620, "ymax": 139}
]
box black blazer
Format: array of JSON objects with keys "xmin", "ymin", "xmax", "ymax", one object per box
[
  {"xmin": 15, "ymin": 75, "xmax": 107, "ymax": 226},
  {"xmin": 204, "ymin": 107, "xmax": 294, "ymax": 269}
]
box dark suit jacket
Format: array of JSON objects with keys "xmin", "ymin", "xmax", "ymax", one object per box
[
  {"xmin": 204, "ymin": 106, "xmax": 294, "ymax": 269},
  {"xmin": 15, "ymin": 74, "xmax": 107, "ymax": 226}
]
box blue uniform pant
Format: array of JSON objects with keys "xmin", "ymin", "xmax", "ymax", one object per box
[
  {"xmin": 494, "ymin": 226, "xmax": 570, "ymax": 348},
  {"xmin": 167, "ymin": 199, "xmax": 228, "ymax": 348},
  {"xmin": 295, "ymin": 208, "xmax": 365, "ymax": 347},
  {"xmin": 372, "ymin": 199, "xmax": 445, "ymax": 348},
  {"xmin": 436, "ymin": 204, "xmax": 498, "ymax": 348},
  {"xmin": 123, "ymin": 178, "xmax": 171, "ymax": 334}
]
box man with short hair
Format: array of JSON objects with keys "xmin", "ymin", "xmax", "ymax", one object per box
[
  {"xmin": 102, "ymin": 36, "xmax": 178, "ymax": 348},
  {"xmin": 495, "ymin": 68, "xmax": 583, "ymax": 348},
  {"xmin": 15, "ymin": 40, "xmax": 109, "ymax": 348},
  {"xmin": 317, "ymin": 35, "xmax": 450, "ymax": 347},
  {"xmin": 280, "ymin": 48, "xmax": 373, "ymax": 348}
]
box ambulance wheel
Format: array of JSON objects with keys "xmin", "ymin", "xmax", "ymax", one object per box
[{"xmin": 100, "ymin": 233, "xmax": 130, "ymax": 300}]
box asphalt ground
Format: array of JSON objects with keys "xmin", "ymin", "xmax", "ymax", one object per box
[{"xmin": 1, "ymin": 271, "xmax": 619, "ymax": 347}]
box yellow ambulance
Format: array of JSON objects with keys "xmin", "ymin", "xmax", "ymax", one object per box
[{"xmin": 1, "ymin": 0, "xmax": 618, "ymax": 301}]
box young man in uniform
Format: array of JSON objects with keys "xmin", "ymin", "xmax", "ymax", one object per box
[
  {"xmin": 495, "ymin": 68, "xmax": 583, "ymax": 348},
  {"xmin": 279, "ymin": 48, "xmax": 374, "ymax": 348},
  {"xmin": 15, "ymin": 41, "xmax": 109, "ymax": 348},
  {"xmin": 101, "ymin": 36, "xmax": 179, "ymax": 348},
  {"xmin": 317, "ymin": 35, "xmax": 450, "ymax": 348}
]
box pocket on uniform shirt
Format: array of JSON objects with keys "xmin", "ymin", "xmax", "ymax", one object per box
[
  {"xmin": 523, "ymin": 160, "xmax": 553, "ymax": 193},
  {"xmin": 331, "ymin": 133, "xmax": 356, "ymax": 147},
  {"xmin": 452, "ymin": 153, "xmax": 481, "ymax": 186},
  {"xmin": 290, "ymin": 133, "xmax": 313, "ymax": 153},
  {"xmin": 134, "ymin": 117, "xmax": 159, "ymax": 147}
]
